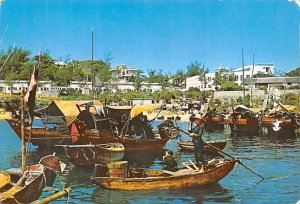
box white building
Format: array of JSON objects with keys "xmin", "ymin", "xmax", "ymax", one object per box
[
  {"xmin": 186, "ymin": 63, "xmax": 275, "ymax": 91},
  {"xmin": 233, "ymin": 63, "xmax": 275, "ymax": 86},
  {"xmin": 109, "ymin": 64, "xmax": 162, "ymax": 93},
  {"xmin": 185, "ymin": 72, "xmax": 217, "ymax": 91},
  {"xmin": 0, "ymin": 80, "xmax": 52, "ymax": 94},
  {"xmin": 111, "ymin": 64, "xmax": 145, "ymax": 83}
]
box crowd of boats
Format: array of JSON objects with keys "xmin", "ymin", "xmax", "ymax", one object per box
[{"xmin": 1, "ymin": 97, "xmax": 299, "ymax": 202}]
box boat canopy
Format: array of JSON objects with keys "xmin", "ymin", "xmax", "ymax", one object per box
[
  {"xmin": 36, "ymin": 100, "xmax": 103, "ymax": 126},
  {"xmin": 234, "ymin": 105, "xmax": 262, "ymax": 114},
  {"xmin": 275, "ymin": 104, "xmax": 297, "ymax": 113},
  {"xmin": 130, "ymin": 104, "xmax": 160, "ymax": 118},
  {"xmin": 105, "ymin": 104, "xmax": 160, "ymax": 119}
]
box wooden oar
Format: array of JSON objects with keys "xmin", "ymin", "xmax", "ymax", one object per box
[{"xmin": 168, "ymin": 124, "xmax": 265, "ymax": 180}]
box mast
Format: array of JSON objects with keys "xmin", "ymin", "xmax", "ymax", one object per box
[
  {"xmin": 91, "ymin": 28, "xmax": 95, "ymax": 100},
  {"xmin": 21, "ymin": 90, "xmax": 26, "ymax": 172},
  {"xmin": 242, "ymin": 48, "xmax": 245, "ymax": 101},
  {"xmin": 250, "ymin": 53, "xmax": 255, "ymax": 107}
]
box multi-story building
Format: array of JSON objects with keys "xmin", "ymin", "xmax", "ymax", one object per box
[
  {"xmin": 109, "ymin": 64, "xmax": 162, "ymax": 93},
  {"xmin": 233, "ymin": 63, "xmax": 275, "ymax": 86},
  {"xmin": 186, "ymin": 63, "xmax": 275, "ymax": 91}
]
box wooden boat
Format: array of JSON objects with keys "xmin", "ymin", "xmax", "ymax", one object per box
[
  {"xmin": 177, "ymin": 140, "xmax": 227, "ymax": 153},
  {"xmin": 259, "ymin": 104, "xmax": 299, "ymax": 135},
  {"xmin": 0, "ymin": 155, "xmax": 64, "ymax": 203},
  {"xmin": 59, "ymin": 143, "xmax": 125, "ymax": 166},
  {"xmin": 202, "ymin": 115, "xmax": 225, "ymax": 132},
  {"xmin": 6, "ymin": 119, "xmax": 72, "ymax": 147},
  {"xmin": 91, "ymin": 157, "xmax": 237, "ymax": 190},
  {"xmin": 74, "ymin": 105, "xmax": 170, "ymax": 154},
  {"xmin": 1, "ymin": 67, "xmax": 65, "ymax": 203},
  {"xmin": 225, "ymin": 105, "xmax": 261, "ymax": 135},
  {"xmin": 5, "ymin": 100, "xmax": 103, "ymax": 148},
  {"xmin": 260, "ymin": 115, "xmax": 299, "ymax": 135},
  {"xmin": 0, "ymin": 108, "xmax": 12, "ymax": 120},
  {"xmin": 80, "ymin": 134, "xmax": 169, "ymax": 153}
]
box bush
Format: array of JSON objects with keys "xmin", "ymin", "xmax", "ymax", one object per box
[
  {"xmin": 287, "ymin": 85, "xmax": 300, "ymax": 90},
  {"xmin": 220, "ymin": 81, "xmax": 243, "ymax": 91}
]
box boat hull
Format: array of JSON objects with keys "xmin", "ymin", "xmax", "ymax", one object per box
[
  {"xmin": 0, "ymin": 164, "xmax": 56, "ymax": 203},
  {"xmin": 91, "ymin": 159, "xmax": 237, "ymax": 190},
  {"xmin": 63, "ymin": 143, "xmax": 125, "ymax": 166},
  {"xmin": 6, "ymin": 119, "xmax": 72, "ymax": 148},
  {"xmin": 226, "ymin": 118, "xmax": 260, "ymax": 135},
  {"xmin": 178, "ymin": 140, "xmax": 227, "ymax": 153},
  {"xmin": 203, "ymin": 116, "xmax": 225, "ymax": 132},
  {"xmin": 79, "ymin": 130, "xmax": 169, "ymax": 153}
]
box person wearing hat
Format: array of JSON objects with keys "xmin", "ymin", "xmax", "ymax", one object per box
[{"xmin": 189, "ymin": 114, "xmax": 204, "ymax": 167}]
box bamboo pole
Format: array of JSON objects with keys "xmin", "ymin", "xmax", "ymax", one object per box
[
  {"xmin": 21, "ymin": 90, "xmax": 26, "ymax": 172},
  {"xmin": 33, "ymin": 187, "xmax": 72, "ymax": 204},
  {"xmin": 242, "ymin": 48, "xmax": 245, "ymax": 100}
]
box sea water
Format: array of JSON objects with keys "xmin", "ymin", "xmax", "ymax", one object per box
[{"xmin": 0, "ymin": 120, "xmax": 299, "ymax": 204}]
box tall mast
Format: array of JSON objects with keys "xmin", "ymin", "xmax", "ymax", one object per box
[
  {"xmin": 242, "ymin": 48, "xmax": 245, "ymax": 101},
  {"xmin": 250, "ymin": 53, "xmax": 255, "ymax": 107},
  {"xmin": 21, "ymin": 90, "xmax": 26, "ymax": 172},
  {"xmin": 91, "ymin": 28, "xmax": 95, "ymax": 99}
]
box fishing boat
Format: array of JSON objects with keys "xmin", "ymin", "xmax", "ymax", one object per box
[
  {"xmin": 73, "ymin": 104, "xmax": 171, "ymax": 154},
  {"xmin": 2, "ymin": 156, "xmax": 64, "ymax": 202},
  {"xmin": 0, "ymin": 108, "xmax": 12, "ymax": 120},
  {"xmin": 6, "ymin": 119, "xmax": 72, "ymax": 147},
  {"xmin": 260, "ymin": 104, "xmax": 300, "ymax": 135},
  {"xmin": 5, "ymin": 100, "xmax": 103, "ymax": 148},
  {"xmin": 58, "ymin": 143, "xmax": 125, "ymax": 166},
  {"xmin": 91, "ymin": 157, "xmax": 237, "ymax": 190},
  {"xmin": 225, "ymin": 105, "xmax": 261, "ymax": 135},
  {"xmin": 0, "ymin": 66, "xmax": 66, "ymax": 203},
  {"xmin": 177, "ymin": 140, "xmax": 227, "ymax": 153},
  {"xmin": 202, "ymin": 115, "xmax": 225, "ymax": 132},
  {"xmin": 0, "ymin": 155, "xmax": 65, "ymax": 203}
]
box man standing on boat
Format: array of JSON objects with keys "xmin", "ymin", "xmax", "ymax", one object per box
[{"xmin": 189, "ymin": 114, "xmax": 204, "ymax": 167}]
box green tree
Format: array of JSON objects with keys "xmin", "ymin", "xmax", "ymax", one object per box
[
  {"xmin": 156, "ymin": 70, "xmax": 169, "ymax": 88},
  {"xmin": 186, "ymin": 61, "xmax": 207, "ymax": 79},
  {"xmin": 213, "ymin": 68, "xmax": 235, "ymax": 88},
  {"xmin": 32, "ymin": 51, "xmax": 56, "ymax": 81},
  {"xmin": 129, "ymin": 70, "xmax": 144, "ymax": 91},
  {"xmin": 172, "ymin": 70, "xmax": 186, "ymax": 87},
  {"xmin": 0, "ymin": 47, "xmax": 32, "ymax": 80},
  {"xmin": 220, "ymin": 81, "xmax": 242, "ymax": 91},
  {"xmin": 285, "ymin": 67, "xmax": 300, "ymax": 77},
  {"xmin": 253, "ymin": 73, "xmax": 274, "ymax": 78}
]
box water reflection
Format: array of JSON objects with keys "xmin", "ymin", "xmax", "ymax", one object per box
[
  {"xmin": 92, "ymin": 183, "xmax": 233, "ymax": 204},
  {"xmin": 1, "ymin": 120, "xmax": 300, "ymax": 203}
]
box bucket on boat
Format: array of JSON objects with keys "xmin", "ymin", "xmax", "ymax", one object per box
[
  {"xmin": 129, "ymin": 167, "xmax": 144, "ymax": 178},
  {"xmin": 107, "ymin": 161, "xmax": 128, "ymax": 178},
  {"xmin": 93, "ymin": 163, "xmax": 108, "ymax": 177}
]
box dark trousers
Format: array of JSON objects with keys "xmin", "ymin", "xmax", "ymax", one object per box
[{"xmin": 193, "ymin": 137, "xmax": 204, "ymax": 165}]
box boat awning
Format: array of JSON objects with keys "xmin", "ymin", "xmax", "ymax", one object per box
[
  {"xmin": 37, "ymin": 100, "xmax": 103, "ymax": 126},
  {"xmin": 105, "ymin": 104, "xmax": 160, "ymax": 119},
  {"xmin": 275, "ymin": 104, "xmax": 297, "ymax": 113},
  {"xmin": 130, "ymin": 104, "xmax": 160, "ymax": 118},
  {"xmin": 234, "ymin": 105, "xmax": 262, "ymax": 114}
]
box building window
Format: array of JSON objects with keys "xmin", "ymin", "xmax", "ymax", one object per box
[
  {"xmin": 265, "ymin": 67, "xmax": 270, "ymax": 72},
  {"xmin": 235, "ymin": 75, "xmax": 238, "ymax": 81},
  {"xmin": 246, "ymin": 75, "xmax": 250, "ymax": 78},
  {"xmin": 240, "ymin": 75, "xmax": 243, "ymax": 81}
]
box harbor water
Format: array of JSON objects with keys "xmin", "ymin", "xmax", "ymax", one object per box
[{"xmin": 0, "ymin": 120, "xmax": 299, "ymax": 203}]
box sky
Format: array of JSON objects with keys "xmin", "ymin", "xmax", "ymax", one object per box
[{"xmin": 0, "ymin": 0, "xmax": 299, "ymax": 74}]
